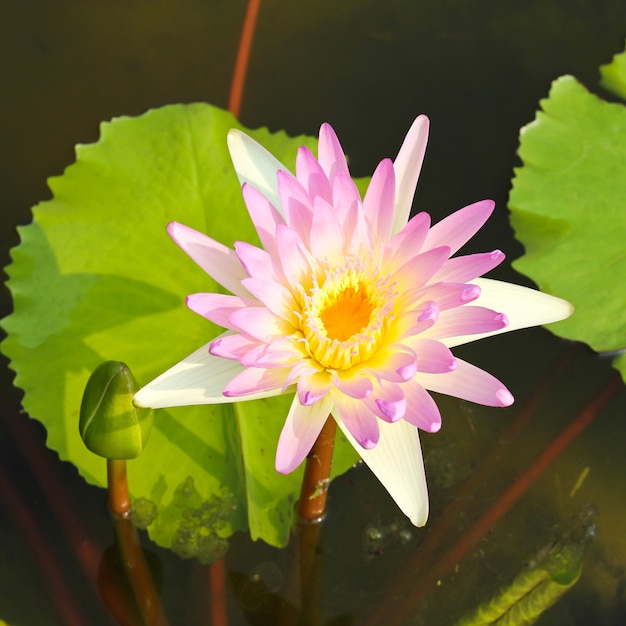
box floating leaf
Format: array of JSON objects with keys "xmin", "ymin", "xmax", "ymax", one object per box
[
  {"xmin": 509, "ymin": 46, "xmax": 626, "ymax": 381},
  {"xmin": 599, "ymin": 41, "xmax": 626, "ymax": 100},
  {"xmin": 2, "ymin": 103, "xmax": 359, "ymax": 551},
  {"xmin": 455, "ymin": 505, "xmax": 594, "ymax": 626}
]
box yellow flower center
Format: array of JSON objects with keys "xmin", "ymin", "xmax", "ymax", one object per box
[
  {"xmin": 301, "ymin": 260, "xmax": 395, "ymax": 370},
  {"xmin": 319, "ymin": 285, "xmax": 374, "ymax": 341}
]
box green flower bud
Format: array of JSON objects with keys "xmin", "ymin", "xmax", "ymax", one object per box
[{"xmin": 79, "ymin": 361, "xmax": 153, "ymax": 460}]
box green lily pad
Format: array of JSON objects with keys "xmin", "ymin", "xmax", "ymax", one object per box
[
  {"xmin": 599, "ymin": 42, "xmax": 626, "ymax": 100},
  {"xmin": 2, "ymin": 103, "xmax": 358, "ymax": 552},
  {"xmin": 509, "ymin": 47, "xmax": 626, "ymax": 381}
]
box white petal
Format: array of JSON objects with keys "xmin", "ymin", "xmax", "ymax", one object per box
[
  {"xmin": 443, "ymin": 278, "xmax": 574, "ymax": 348},
  {"xmin": 227, "ymin": 129, "xmax": 288, "ymax": 214},
  {"xmin": 392, "ymin": 115, "xmax": 430, "ymax": 236},
  {"xmin": 133, "ymin": 338, "xmax": 286, "ymax": 408},
  {"xmin": 337, "ymin": 418, "xmax": 429, "ymax": 526}
]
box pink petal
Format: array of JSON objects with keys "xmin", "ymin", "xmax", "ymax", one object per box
[
  {"xmin": 394, "ymin": 301, "xmax": 439, "ymax": 339},
  {"xmin": 284, "ymin": 358, "xmax": 324, "ymax": 386},
  {"xmin": 422, "ymin": 200, "xmax": 495, "ymax": 255},
  {"xmin": 134, "ymin": 340, "xmax": 285, "ymax": 408},
  {"xmin": 317, "ymin": 123, "xmax": 350, "ymax": 183},
  {"xmin": 335, "ymin": 371, "xmax": 374, "ymax": 399},
  {"xmin": 234, "ymin": 241, "xmax": 281, "ymax": 283},
  {"xmin": 409, "ymin": 282, "xmax": 481, "ymax": 311},
  {"xmin": 364, "ymin": 381, "xmax": 406, "ymax": 422},
  {"xmin": 442, "ymin": 278, "xmax": 574, "ymax": 348},
  {"xmin": 275, "ymin": 224, "xmax": 315, "ymax": 289},
  {"xmin": 425, "ymin": 306, "xmax": 508, "ymax": 340},
  {"xmin": 416, "ymin": 358, "xmax": 514, "ymax": 407},
  {"xmin": 241, "ymin": 277, "xmax": 298, "ymax": 323},
  {"xmin": 241, "ymin": 184, "xmax": 284, "ymax": 257},
  {"xmin": 394, "ymin": 246, "xmax": 452, "ymax": 290},
  {"xmin": 296, "ymin": 146, "xmax": 333, "ymax": 203},
  {"xmin": 332, "ymin": 171, "xmax": 362, "ymax": 220},
  {"xmin": 277, "ymin": 170, "xmax": 313, "ymax": 245},
  {"xmin": 327, "ymin": 172, "xmax": 361, "ymax": 254},
  {"xmin": 385, "ymin": 211, "xmax": 431, "ymax": 270},
  {"xmin": 223, "ymin": 365, "xmax": 290, "ymax": 397},
  {"xmin": 309, "ymin": 196, "xmax": 345, "ymax": 261},
  {"xmin": 433, "ymin": 250, "xmax": 505, "ymax": 283},
  {"xmin": 363, "ymin": 158, "xmax": 396, "ymax": 242},
  {"xmin": 366, "ymin": 344, "xmax": 418, "ymax": 383},
  {"xmin": 239, "ymin": 343, "xmax": 273, "ymax": 367},
  {"xmin": 209, "ymin": 332, "xmax": 258, "ymax": 360},
  {"xmin": 346, "ymin": 202, "xmax": 374, "ymax": 257},
  {"xmin": 229, "ymin": 307, "xmax": 292, "ymax": 341},
  {"xmin": 392, "ymin": 115, "xmax": 430, "ymax": 235},
  {"xmin": 297, "ymin": 370, "xmax": 333, "ymax": 406},
  {"xmin": 167, "ymin": 222, "xmax": 248, "ymax": 297},
  {"xmin": 410, "ymin": 338, "xmax": 457, "ymax": 373},
  {"xmin": 402, "ymin": 379, "xmax": 442, "ymax": 432},
  {"xmin": 241, "ymin": 337, "xmax": 302, "ymax": 367},
  {"xmin": 331, "ymin": 392, "xmax": 380, "ymax": 449},
  {"xmin": 186, "ymin": 292, "xmax": 256, "ymax": 328},
  {"xmin": 275, "ymin": 395, "xmax": 335, "ymax": 473}
]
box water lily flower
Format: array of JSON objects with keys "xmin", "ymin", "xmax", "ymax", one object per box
[{"xmin": 134, "ymin": 116, "xmax": 573, "ymax": 526}]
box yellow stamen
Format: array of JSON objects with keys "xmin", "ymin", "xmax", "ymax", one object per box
[
  {"xmin": 301, "ymin": 260, "xmax": 395, "ymax": 370},
  {"xmin": 320, "ymin": 284, "xmax": 374, "ymax": 341}
]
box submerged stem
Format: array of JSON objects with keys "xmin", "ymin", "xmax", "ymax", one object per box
[
  {"xmin": 278, "ymin": 418, "xmax": 336, "ymax": 626},
  {"xmin": 297, "ymin": 416, "xmax": 337, "ymax": 523},
  {"xmin": 113, "ymin": 516, "xmax": 170, "ymax": 626}
]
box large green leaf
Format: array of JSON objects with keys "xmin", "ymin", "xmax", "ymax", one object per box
[
  {"xmin": 599, "ymin": 42, "xmax": 626, "ymax": 100},
  {"xmin": 509, "ymin": 48, "xmax": 626, "ymax": 381},
  {"xmin": 2, "ymin": 103, "xmax": 358, "ymax": 553}
]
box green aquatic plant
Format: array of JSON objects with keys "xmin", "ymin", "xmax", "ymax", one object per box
[
  {"xmin": 510, "ymin": 44, "xmax": 626, "ymax": 381},
  {"xmin": 455, "ymin": 507, "xmax": 595, "ymax": 626},
  {"xmin": 0, "ymin": 104, "xmax": 360, "ymax": 550}
]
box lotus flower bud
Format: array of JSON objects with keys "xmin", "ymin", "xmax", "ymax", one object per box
[{"xmin": 79, "ymin": 361, "xmax": 153, "ymax": 459}]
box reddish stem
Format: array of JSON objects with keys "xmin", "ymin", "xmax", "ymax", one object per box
[
  {"xmin": 277, "ymin": 417, "xmax": 336, "ymax": 626},
  {"xmin": 102, "ymin": 459, "xmax": 169, "ymax": 624},
  {"xmin": 297, "ymin": 416, "xmax": 337, "ymax": 523},
  {"xmin": 209, "ymin": 558, "xmax": 228, "ymax": 626},
  {"xmin": 297, "ymin": 522, "xmax": 324, "ymax": 626},
  {"xmin": 228, "ymin": 0, "xmax": 262, "ymax": 118},
  {"xmin": 377, "ymin": 373, "xmax": 623, "ymax": 626},
  {"xmin": 113, "ymin": 516, "xmax": 170, "ymax": 626},
  {"xmin": 107, "ymin": 458, "xmax": 131, "ymax": 518}
]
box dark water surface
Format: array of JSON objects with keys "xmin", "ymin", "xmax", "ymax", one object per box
[{"xmin": 2, "ymin": 1, "xmax": 626, "ymax": 624}]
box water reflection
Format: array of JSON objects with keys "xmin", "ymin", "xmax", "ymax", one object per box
[{"xmin": 235, "ymin": 561, "xmax": 284, "ymax": 611}]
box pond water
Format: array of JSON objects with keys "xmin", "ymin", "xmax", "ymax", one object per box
[{"xmin": 1, "ymin": 1, "xmax": 626, "ymax": 624}]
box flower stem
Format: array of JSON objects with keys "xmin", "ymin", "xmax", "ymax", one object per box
[
  {"xmin": 209, "ymin": 558, "xmax": 228, "ymax": 626},
  {"xmin": 113, "ymin": 516, "xmax": 170, "ymax": 626},
  {"xmin": 297, "ymin": 416, "xmax": 337, "ymax": 523},
  {"xmin": 107, "ymin": 459, "xmax": 131, "ymax": 517},
  {"xmin": 277, "ymin": 417, "xmax": 336, "ymax": 625},
  {"xmin": 228, "ymin": 0, "xmax": 262, "ymax": 118}
]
